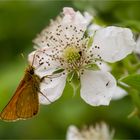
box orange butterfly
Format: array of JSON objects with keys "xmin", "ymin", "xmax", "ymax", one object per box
[{"xmin": 0, "ymin": 53, "xmax": 50, "ymax": 121}]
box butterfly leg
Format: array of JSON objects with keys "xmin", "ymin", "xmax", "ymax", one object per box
[{"xmin": 38, "ymin": 90, "xmax": 52, "ymax": 104}]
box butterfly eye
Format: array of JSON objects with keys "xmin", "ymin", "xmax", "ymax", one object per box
[{"xmin": 30, "ymin": 69, "xmax": 34, "ymax": 75}]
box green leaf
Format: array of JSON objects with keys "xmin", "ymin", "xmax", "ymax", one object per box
[{"xmin": 121, "ymin": 74, "xmax": 140, "ymax": 91}]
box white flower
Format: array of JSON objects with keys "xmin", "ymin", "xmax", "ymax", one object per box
[
  {"xmin": 66, "ymin": 123, "xmax": 114, "ymax": 140},
  {"xmin": 28, "ymin": 7, "xmax": 136, "ymax": 106}
]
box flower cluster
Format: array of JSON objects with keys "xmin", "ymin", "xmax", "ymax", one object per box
[
  {"xmin": 28, "ymin": 7, "xmax": 136, "ymax": 106},
  {"xmin": 66, "ymin": 122, "xmax": 114, "ymax": 140}
]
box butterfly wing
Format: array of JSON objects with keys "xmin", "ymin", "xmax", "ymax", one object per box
[
  {"xmin": 16, "ymin": 82, "xmax": 39, "ymax": 119},
  {"xmin": 0, "ymin": 78, "xmax": 28, "ymax": 121},
  {"xmin": 0, "ymin": 73, "xmax": 39, "ymax": 121}
]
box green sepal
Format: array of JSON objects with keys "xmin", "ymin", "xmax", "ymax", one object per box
[
  {"xmin": 85, "ymin": 63, "xmax": 100, "ymax": 71},
  {"xmin": 87, "ymin": 36, "xmax": 94, "ymax": 48},
  {"xmin": 67, "ymin": 71, "xmax": 80, "ymax": 96},
  {"xmin": 52, "ymin": 68, "xmax": 65, "ymax": 74}
]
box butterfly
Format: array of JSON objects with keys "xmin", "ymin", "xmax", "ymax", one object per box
[{"xmin": 0, "ymin": 52, "xmax": 51, "ymax": 121}]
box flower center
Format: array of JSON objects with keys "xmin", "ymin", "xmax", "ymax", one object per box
[{"xmin": 63, "ymin": 46, "xmax": 81, "ymax": 64}]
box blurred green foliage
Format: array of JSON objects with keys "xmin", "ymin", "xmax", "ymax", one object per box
[
  {"xmin": 74, "ymin": 0, "xmax": 140, "ymax": 32},
  {"xmin": 0, "ymin": 0, "xmax": 140, "ymax": 139}
]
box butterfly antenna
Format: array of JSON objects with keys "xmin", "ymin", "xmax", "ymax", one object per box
[
  {"xmin": 31, "ymin": 52, "xmax": 36, "ymax": 67},
  {"xmin": 20, "ymin": 53, "xmax": 26, "ymax": 68}
]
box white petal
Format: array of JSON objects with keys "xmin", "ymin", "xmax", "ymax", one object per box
[
  {"xmin": 88, "ymin": 24, "xmax": 102, "ymax": 36},
  {"xmin": 66, "ymin": 125, "xmax": 82, "ymax": 140},
  {"xmin": 39, "ymin": 74, "xmax": 67, "ymax": 105},
  {"xmin": 60, "ymin": 7, "xmax": 88, "ymax": 45},
  {"xmin": 93, "ymin": 26, "xmax": 136, "ymax": 63},
  {"xmin": 80, "ymin": 70, "xmax": 116, "ymax": 106},
  {"xmin": 63, "ymin": 7, "xmax": 75, "ymax": 17},
  {"xmin": 63, "ymin": 7, "xmax": 89, "ymax": 28},
  {"xmin": 33, "ymin": 16, "xmax": 62, "ymax": 48},
  {"xmin": 96, "ymin": 62, "xmax": 111, "ymax": 72},
  {"xmin": 135, "ymin": 35, "xmax": 140, "ymax": 54},
  {"xmin": 28, "ymin": 48, "xmax": 60, "ymax": 78},
  {"xmin": 83, "ymin": 12, "xmax": 93, "ymax": 24},
  {"xmin": 112, "ymin": 86, "xmax": 127, "ymax": 100}
]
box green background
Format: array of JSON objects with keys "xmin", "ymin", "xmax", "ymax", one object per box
[{"xmin": 0, "ymin": 0, "xmax": 140, "ymax": 139}]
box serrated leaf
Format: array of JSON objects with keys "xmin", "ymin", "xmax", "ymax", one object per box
[{"xmin": 121, "ymin": 74, "xmax": 140, "ymax": 91}]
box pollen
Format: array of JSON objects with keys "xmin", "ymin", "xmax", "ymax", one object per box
[{"xmin": 63, "ymin": 46, "xmax": 81, "ymax": 63}]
